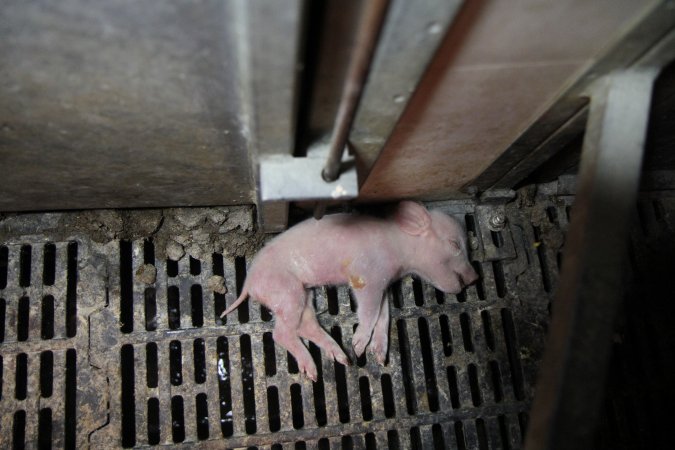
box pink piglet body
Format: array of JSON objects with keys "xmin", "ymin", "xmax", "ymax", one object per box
[{"xmin": 221, "ymin": 201, "xmax": 478, "ymax": 381}]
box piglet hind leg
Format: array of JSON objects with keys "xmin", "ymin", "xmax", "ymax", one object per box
[
  {"xmin": 297, "ymin": 299, "xmax": 350, "ymax": 366},
  {"xmin": 269, "ymin": 291, "xmax": 319, "ymax": 382},
  {"xmin": 367, "ymin": 295, "xmax": 390, "ymax": 366},
  {"xmin": 351, "ymin": 287, "xmax": 386, "ymax": 357}
]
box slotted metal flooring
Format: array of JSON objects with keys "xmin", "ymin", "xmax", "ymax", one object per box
[{"xmin": 0, "ymin": 197, "xmax": 569, "ymax": 449}]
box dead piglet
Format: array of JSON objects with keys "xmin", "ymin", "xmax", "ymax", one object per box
[{"xmin": 221, "ymin": 201, "xmax": 478, "ymax": 381}]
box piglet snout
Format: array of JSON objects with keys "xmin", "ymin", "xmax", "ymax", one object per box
[{"xmin": 460, "ymin": 266, "xmax": 479, "ymax": 287}]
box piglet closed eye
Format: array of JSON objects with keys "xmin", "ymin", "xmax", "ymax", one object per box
[{"xmin": 220, "ymin": 201, "xmax": 477, "ymax": 381}]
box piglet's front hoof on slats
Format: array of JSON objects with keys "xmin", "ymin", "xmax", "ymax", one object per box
[
  {"xmin": 367, "ymin": 333, "xmax": 388, "ymax": 367},
  {"xmin": 352, "ymin": 326, "xmax": 372, "ymax": 358},
  {"xmin": 299, "ymin": 360, "xmax": 318, "ymax": 383}
]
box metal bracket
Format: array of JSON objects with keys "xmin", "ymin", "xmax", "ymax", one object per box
[
  {"xmin": 474, "ymin": 204, "xmax": 517, "ymax": 262},
  {"xmin": 463, "ymin": 189, "xmax": 518, "ymax": 262},
  {"xmin": 259, "ymin": 144, "xmax": 359, "ymax": 202},
  {"xmin": 250, "ymin": 0, "xmax": 464, "ymax": 229}
]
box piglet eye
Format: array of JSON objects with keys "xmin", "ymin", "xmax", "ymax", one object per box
[{"xmin": 449, "ymin": 240, "xmax": 462, "ymax": 256}]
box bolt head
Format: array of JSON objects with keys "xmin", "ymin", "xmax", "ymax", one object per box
[{"xmin": 489, "ymin": 211, "xmax": 506, "ymax": 229}]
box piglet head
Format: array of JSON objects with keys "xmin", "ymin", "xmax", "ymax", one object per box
[{"xmin": 395, "ymin": 201, "xmax": 478, "ymax": 294}]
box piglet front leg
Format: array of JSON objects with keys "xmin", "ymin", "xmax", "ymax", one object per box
[
  {"xmin": 367, "ymin": 296, "xmax": 389, "ymax": 365},
  {"xmin": 351, "ymin": 283, "xmax": 388, "ymax": 357}
]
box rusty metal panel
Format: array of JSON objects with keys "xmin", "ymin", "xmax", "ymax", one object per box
[
  {"xmin": 0, "ymin": 0, "xmax": 255, "ymax": 211},
  {"xmin": 350, "ymin": 0, "xmax": 464, "ymax": 176},
  {"xmin": 359, "ymin": 0, "xmax": 660, "ymax": 201}
]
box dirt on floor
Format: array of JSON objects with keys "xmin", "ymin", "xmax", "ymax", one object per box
[{"xmin": 0, "ymin": 205, "xmax": 269, "ymax": 262}]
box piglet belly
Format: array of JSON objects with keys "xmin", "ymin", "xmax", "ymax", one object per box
[
  {"xmin": 294, "ymin": 258, "xmax": 350, "ymax": 288},
  {"xmin": 300, "ymin": 253, "xmax": 387, "ymax": 291}
]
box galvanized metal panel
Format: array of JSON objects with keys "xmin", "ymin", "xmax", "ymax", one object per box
[
  {"xmin": 238, "ymin": 0, "xmax": 305, "ymax": 231},
  {"xmin": 0, "ymin": 0, "xmax": 255, "ymax": 211}
]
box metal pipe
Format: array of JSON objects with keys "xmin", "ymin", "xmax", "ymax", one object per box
[
  {"xmin": 321, "ymin": 0, "xmax": 390, "ymax": 183},
  {"xmin": 313, "ymin": 201, "xmax": 327, "ymax": 220}
]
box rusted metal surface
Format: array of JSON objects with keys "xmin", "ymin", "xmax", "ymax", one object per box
[
  {"xmin": 473, "ymin": 0, "xmax": 675, "ymax": 192},
  {"xmin": 489, "ymin": 108, "xmax": 589, "ymax": 191},
  {"xmin": 359, "ymin": 0, "xmax": 660, "ymax": 201},
  {"xmin": 349, "ymin": 0, "xmax": 465, "ymax": 180},
  {"xmin": 0, "ymin": 198, "xmax": 572, "ymax": 448}
]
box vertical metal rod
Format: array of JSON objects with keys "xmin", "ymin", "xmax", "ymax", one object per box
[
  {"xmin": 313, "ymin": 202, "xmax": 327, "ymax": 220},
  {"xmin": 321, "ymin": 0, "xmax": 390, "ymax": 183},
  {"xmin": 524, "ymin": 69, "xmax": 658, "ymax": 450}
]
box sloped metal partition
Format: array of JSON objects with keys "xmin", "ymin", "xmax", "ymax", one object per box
[{"xmin": 0, "ymin": 197, "xmax": 568, "ymax": 449}]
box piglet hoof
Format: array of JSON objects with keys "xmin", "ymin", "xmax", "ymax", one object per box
[
  {"xmin": 352, "ymin": 332, "xmax": 370, "ymax": 358},
  {"xmin": 327, "ymin": 347, "xmax": 350, "ymax": 366},
  {"xmin": 370, "ymin": 347, "xmax": 387, "ymax": 367},
  {"xmin": 368, "ymin": 340, "xmax": 388, "ymax": 366},
  {"xmin": 300, "ymin": 361, "xmax": 318, "ymax": 382},
  {"xmin": 375, "ymin": 353, "xmax": 387, "ymax": 366}
]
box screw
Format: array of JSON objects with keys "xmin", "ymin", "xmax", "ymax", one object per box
[{"xmin": 489, "ymin": 211, "xmax": 506, "ymax": 229}]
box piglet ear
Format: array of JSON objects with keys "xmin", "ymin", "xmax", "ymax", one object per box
[{"xmin": 395, "ymin": 201, "xmax": 431, "ymax": 235}]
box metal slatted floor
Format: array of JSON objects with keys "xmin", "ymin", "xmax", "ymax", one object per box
[{"xmin": 0, "ymin": 197, "xmax": 568, "ymax": 449}]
